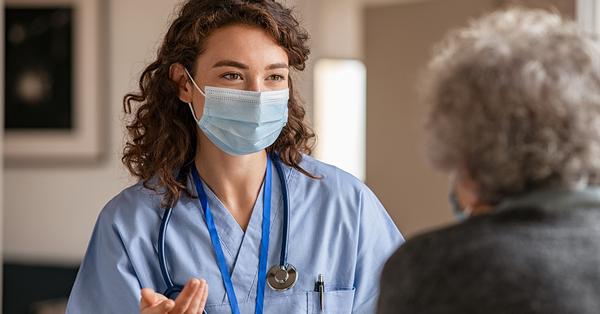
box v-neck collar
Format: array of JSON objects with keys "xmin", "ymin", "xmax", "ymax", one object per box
[
  {"xmin": 188, "ymin": 161, "xmax": 285, "ymax": 303},
  {"xmin": 201, "ymin": 178, "xmax": 264, "ymax": 261}
]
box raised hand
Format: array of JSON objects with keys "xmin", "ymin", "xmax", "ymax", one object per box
[{"xmin": 140, "ymin": 278, "xmax": 208, "ymax": 314}]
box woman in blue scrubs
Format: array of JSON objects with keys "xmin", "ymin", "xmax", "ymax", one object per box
[{"xmin": 66, "ymin": 1, "xmax": 402, "ymax": 313}]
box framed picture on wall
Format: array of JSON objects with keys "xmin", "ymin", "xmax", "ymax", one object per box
[{"xmin": 4, "ymin": 0, "xmax": 105, "ymax": 165}]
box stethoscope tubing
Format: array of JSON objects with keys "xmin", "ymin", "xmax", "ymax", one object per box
[
  {"xmin": 272, "ymin": 153, "xmax": 290, "ymax": 266},
  {"xmin": 158, "ymin": 193, "xmax": 176, "ymax": 290}
]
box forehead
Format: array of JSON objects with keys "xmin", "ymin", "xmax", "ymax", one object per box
[{"xmin": 198, "ymin": 24, "xmax": 289, "ymax": 66}]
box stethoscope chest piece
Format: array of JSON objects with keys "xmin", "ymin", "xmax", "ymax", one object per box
[{"xmin": 267, "ymin": 264, "xmax": 298, "ymax": 291}]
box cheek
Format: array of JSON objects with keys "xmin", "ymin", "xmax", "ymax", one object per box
[{"xmin": 274, "ymin": 79, "xmax": 290, "ymax": 89}]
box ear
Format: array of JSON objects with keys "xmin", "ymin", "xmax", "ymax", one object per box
[
  {"xmin": 170, "ymin": 63, "xmax": 193, "ymax": 103},
  {"xmin": 454, "ymin": 168, "xmax": 493, "ymax": 215}
]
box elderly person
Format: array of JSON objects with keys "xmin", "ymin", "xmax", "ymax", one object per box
[{"xmin": 378, "ymin": 8, "xmax": 600, "ymax": 314}]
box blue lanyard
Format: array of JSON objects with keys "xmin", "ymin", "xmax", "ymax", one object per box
[{"xmin": 191, "ymin": 157, "xmax": 272, "ymax": 314}]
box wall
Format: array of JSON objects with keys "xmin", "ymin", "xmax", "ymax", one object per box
[{"xmin": 287, "ymin": 0, "xmax": 413, "ymax": 122}]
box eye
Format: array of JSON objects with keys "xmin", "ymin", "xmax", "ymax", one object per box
[
  {"xmin": 268, "ymin": 74, "xmax": 286, "ymax": 81},
  {"xmin": 222, "ymin": 73, "xmax": 242, "ymax": 81}
]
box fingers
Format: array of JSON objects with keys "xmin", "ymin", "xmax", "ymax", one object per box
[
  {"xmin": 170, "ymin": 278, "xmax": 201, "ymax": 314},
  {"xmin": 140, "ymin": 288, "xmax": 158, "ymax": 310},
  {"xmin": 140, "ymin": 298, "xmax": 175, "ymax": 314},
  {"xmin": 184, "ymin": 279, "xmax": 207, "ymax": 314},
  {"xmin": 140, "ymin": 278, "xmax": 208, "ymax": 314},
  {"xmin": 140, "ymin": 288, "xmax": 172, "ymax": 314},
  {"xmin": 198, "ymin": 281, "xmax": 209, "ymax": 314}
]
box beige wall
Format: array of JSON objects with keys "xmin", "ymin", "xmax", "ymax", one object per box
[
  {"xmin": 365, "ymin": 0, "xmax": 492, "ymax": 238},
  {"xmin": 288, "ymin": 0, "xmax": 412, "ymax": 120}
]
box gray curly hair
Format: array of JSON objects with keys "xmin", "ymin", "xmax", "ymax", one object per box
[{"xmin": 425, "ymin": 8, "xmax": 600, "ymax": 203}]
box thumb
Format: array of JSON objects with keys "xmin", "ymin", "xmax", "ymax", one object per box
[{"xmin": 140, "ymin": 288, "xmax": 158, "ymax": 309}]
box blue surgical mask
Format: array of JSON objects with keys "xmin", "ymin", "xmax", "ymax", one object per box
[
  {"xmin": 449, "ymin": 192, "xmax": 465, "ymax": 221},
  {"xmin": 449, "ymin": 191, "xmax": 470, "ymax": 221},
  {"xmin": 184, "ymin": 68, "xmax": 289, "ymax": 156}
]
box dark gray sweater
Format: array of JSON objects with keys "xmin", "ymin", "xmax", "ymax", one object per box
[{"xmin": 377, "ymin": 189, "xmax": 600, "ymax": 314}]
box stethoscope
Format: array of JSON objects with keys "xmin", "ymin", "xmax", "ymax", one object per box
[{"xmin": 158, "ymin": 153, "xmax": 298, "ymax": 301}]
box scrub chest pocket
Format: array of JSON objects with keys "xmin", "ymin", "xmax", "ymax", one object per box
[
  {"xmin": 202, "ymin": 289, "xmax": 356, "ymax": 313},
  {"xmin": 307, "ymin": 289, "xmax": 355, "ymax": 313}
]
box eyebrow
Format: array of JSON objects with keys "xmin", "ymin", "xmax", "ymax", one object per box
[
  {"xmin": 265, "ymin": 62, "xmax": 289, "ymax": 70},
  {"xmin": 212, "ymin": 60, "xmax": 289, "ymax": 70}
]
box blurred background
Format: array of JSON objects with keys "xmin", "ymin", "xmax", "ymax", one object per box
[{"xmin": 0, "ymin": 0, "xmax": 593, "ymax": 312}]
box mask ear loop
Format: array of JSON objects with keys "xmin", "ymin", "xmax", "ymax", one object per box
[
  {"xmin": 183, "ymin": 68, "xmax": 206, "ymax": 123},
  {"xmin": 449, "ymin": 172, "xmax": 472, "ymax": 218},
  {"xmin": 187, "ymin": 103, "xmax": 200, "ymax": 123}
]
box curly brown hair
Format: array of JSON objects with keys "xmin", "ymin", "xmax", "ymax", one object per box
[
  {"xmin": 122, "ymin": 0, "xmax": 315, "ymax": 207},
  {"xmin": 425, "ymin": 9, "xmax": 600, "ymax": 202}
]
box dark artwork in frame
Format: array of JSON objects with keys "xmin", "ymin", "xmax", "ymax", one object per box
[{"xmin": 5, "ymin": 7, "xmax": 73, "ymax": 130}]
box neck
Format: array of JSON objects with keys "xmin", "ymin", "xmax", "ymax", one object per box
[{"xmin": 195, "ymin": 133, "xmax": 267, "ymax": 230}]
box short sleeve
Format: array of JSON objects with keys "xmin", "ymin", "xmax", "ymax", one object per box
[
  {"xmin": 352, "ymin": 186, "xmax": 404, "ymax": 313},
  {"xmin": 66, "ymin": 206, "xmax": 142, "ymax": 314}
]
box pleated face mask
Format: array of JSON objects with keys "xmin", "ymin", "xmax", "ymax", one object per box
[{"xmin": 184, "ymin": 68, "xmax": 289, "ymax": 156}]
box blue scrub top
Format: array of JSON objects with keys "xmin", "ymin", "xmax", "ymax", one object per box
[{"xmin": 66, "ymin": 155, "xmax": 403, "ymax": 313}]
